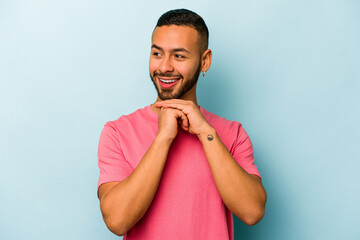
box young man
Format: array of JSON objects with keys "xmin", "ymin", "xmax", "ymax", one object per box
[{"xmin": 97, "ymin": 9, "xmax": 266, "ymax": 240}]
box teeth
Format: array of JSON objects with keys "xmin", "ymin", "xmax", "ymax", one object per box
[{"xmin": 160, "ymin": 78, "xmax": 178, "ymax": 84}]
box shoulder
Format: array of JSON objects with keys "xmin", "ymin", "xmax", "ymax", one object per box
[
  {"xmin": 201, "ymin": 107, "xmax": 242, "ymax": 134},
  {"xmin": 104, "ymin": 105, "xmax": 154, "ymax": 132},
  {"xmin": 201, "ymin": 108, "xmax": 246, "ymax": 151}
]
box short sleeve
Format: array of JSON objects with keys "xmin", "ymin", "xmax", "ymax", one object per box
[
  {"xmin": 97, "ymin": 122, "xmax": 132, "ymax": 191},
  {"xmin": 231, "ymin": 124, "xmax": 261, "ymax": 179}
]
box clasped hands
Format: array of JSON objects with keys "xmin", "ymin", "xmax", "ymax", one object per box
[{"xmin": 154, "ymin": 100, "xmax": 213, "ymax": 140}]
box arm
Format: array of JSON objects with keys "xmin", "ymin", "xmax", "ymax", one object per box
[
  {"xmin": 154, "ymin": 100, "xmax": 267, "ymax": 225},
  {"xmin": 98, "ymin": 108, "xmax": 189, "ymax": 236},
  {"xmin": 198, "ymin": 127, "xmax": 266, "ymax": 225}
]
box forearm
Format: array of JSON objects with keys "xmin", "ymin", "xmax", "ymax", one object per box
[
  {"xmin": 198, "ymin": 127, "xmax": 267, "ymax": 225},
  {"xmin": 100, "ymin": 135, "xmax": 173, "ymax": 235}
]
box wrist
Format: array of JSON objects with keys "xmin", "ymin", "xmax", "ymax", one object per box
[
  {"xmin": 154, "ymin": 133, "xmax": 175, "ymax": 146},
  {"xmin": 197, "ymin": 125, "xmax": 216, "ymax": 141}
]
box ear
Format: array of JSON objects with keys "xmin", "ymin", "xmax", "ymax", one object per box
[{"xmin": 201, "ymin": 49, "xmax": 212, "ymax": 73}]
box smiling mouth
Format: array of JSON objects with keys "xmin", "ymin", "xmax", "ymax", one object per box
[
  {"xmin": 158, "ymin": 77, "xmax": 181, "ymax": 88},
  {"xmin": 159, "ymin": 78, "xmax": 180, "ymax": 84}
]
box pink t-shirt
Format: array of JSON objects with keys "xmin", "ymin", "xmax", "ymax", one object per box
[{"xmin": 97, "ymin": 105, "xmax": 260, "ymax": 240}]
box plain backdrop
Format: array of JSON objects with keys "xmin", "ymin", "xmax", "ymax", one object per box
[{"xmin": 1, "ymin": 1, "xmax": 359, "ymax": 239}]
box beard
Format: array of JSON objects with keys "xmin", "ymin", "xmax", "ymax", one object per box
[{"xmin": 150, "ymin": 63, "xmax": 202, "ymax": 100}]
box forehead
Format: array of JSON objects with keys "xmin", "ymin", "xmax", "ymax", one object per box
[{"xmin": 152, "ymin": 25, "xmax": 200, "ymax": 52}]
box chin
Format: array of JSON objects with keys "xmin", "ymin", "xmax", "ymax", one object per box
[{"xmin": 158, "ymin": 93, "xmax": 179, "ymax": 100}]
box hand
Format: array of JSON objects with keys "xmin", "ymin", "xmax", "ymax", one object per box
[
  {"xmin": 157, "ymin": 107, "xmax": 189, "ymax": 141},
  {"xmin": 154, "ymin": 100, "xmax": 213, "ymax": 137}
]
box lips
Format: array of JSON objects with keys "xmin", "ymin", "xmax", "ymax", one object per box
[{"xmin": 158, "ymin": 77, "xmax": 181, "ymax": 89}]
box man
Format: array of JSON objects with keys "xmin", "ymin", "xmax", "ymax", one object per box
[{"xmin": 97, "ymin": 9, "xmax": 266, "ymax": 240}]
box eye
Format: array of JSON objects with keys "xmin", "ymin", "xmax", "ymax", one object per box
[
  {"xmin": 175, "ymin": 54, "xmax": 185, "ymax": 59},
  {"xmin": 152, "ymin": 52, "xmax": 161, "ymax": 57}
]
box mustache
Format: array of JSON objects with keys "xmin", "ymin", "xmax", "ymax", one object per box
[{"xmin": 153, "ymin": 71, "xmax": 182, "ymax": 78}]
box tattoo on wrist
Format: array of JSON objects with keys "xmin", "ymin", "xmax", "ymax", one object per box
[{"xmin": 207, "ymin": 134, "xmax": 214, "ymax": 141}]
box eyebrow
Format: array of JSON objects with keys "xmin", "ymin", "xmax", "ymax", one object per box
[{"xmin": 151, "ymin": 44, "xmax": 190, "ymax": 54}]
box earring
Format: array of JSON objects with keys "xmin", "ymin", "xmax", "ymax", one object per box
[{"xmin": 202, "ymin": 71, "xmax": 206, "ymax": 77}]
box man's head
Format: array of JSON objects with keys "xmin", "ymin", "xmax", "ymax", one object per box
[
  {"xmin": 149, "ymin": 9, "xmax": 212, "ymax": 100},
  {"xmin": 156, "ymin": 9, "xmax": 209, "ymax": 53}
]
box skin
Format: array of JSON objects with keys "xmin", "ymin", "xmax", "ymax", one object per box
[
  {"xmin": 98, "ymin": 25, "xmax": 267, "ymax": 236},
  {"xmin": 149, "ymin": 25, "xmax": 206, "ymax": 101}
]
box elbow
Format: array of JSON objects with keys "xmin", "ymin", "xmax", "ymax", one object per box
[
  {"xmin": 242, "ymin": 186, "xmax": 267, "ymax": 226},
  {"xmin": 233, "ymin": 200, "xmax": 266, "ymax": 226},
  {"xmin": 101, "ymin": 204, "xmax": 129, "ymax": 236},
  {"xmin": 241, "ymin": 206, "xmax": 265, "ymax": 226},
  {"xmin": 103, "ymin": 216, "xmax": 129, "ymax": 236},
  {"xmin": 100, "ymin": 197, "xmax": 130, "ymax": 236}
]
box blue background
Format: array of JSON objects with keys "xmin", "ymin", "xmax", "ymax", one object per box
[{"xmin": 1, "ymin": 1, "xmax": 359, "ymax": 239}]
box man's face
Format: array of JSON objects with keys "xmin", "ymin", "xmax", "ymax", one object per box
[{"xmin": 149, "ymin": 25, "xmax": 202, "ymax": 100}]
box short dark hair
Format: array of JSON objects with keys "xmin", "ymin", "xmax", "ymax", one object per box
[{"xmin": 155, "ymin": 9, "xmax": 209, "ymax": 51}]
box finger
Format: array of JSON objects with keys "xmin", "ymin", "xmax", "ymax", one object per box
[
  {"xmin": 176, "ymin": 110, "xmax": 189, "ymax": 130},
  {"xmin": 156, "ymin": 102, "xmax": 189, "ymax": 114},
  {"xmin": 155, "ymin": 103, "xmax": 168, "ymax": 108},
  {"xmin": 154, "ymin": 99, "xmax": 190, "ymax": 108},
  {"xmin": 154, "ymin": 103, "xmax": 162, "ymax": 108},
  {"xmin": 159, "ymin": 99, "xmax": 190, "ymax": 104}
]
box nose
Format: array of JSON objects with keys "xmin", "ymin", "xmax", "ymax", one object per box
[{"xmin": 159, "ymin": 56, "xmax": 174, "ymax": 73}]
